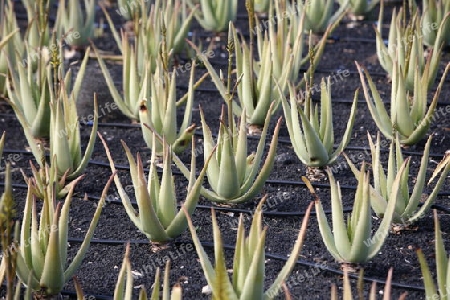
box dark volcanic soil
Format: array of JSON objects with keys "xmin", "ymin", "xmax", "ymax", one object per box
[{"xmin": 1, "ymin": 1, "xmax": 450, "ymax": 299}]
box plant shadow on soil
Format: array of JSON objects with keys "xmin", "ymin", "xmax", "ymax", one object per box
[{"xmin": 1, "ymin": 1, "xmax": 450, "ymax": 299}]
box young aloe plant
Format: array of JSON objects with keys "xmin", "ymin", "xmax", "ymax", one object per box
[
  {"xmin": 22, "ymin": 155, "xmax": 81, "ymax": 200},
  {"xmin": 356, "ymin": 60, "xmax": 450, "ymax": 145},
  {"xmin": 14, "ymin": 172, "xmax": 114, "ymax": 297},
  {"xmin": 73, "ymin": 243, "xmax": 182, "ymax": 299},
  {"xmin": 192, "ymin": 105, "xmax": 281, "ymax": 204},
  {"xmin": 184, "ymin": 197, "xmax": 314, "ymax": 299},
  {"xmin": 186, "ymin": 0, "xmax": 237, "ymax": 32},
  {"xmin": 417, "ymin": 210, "xmax": 450, "ymax": 300},
  {"xmin": 277, "ymin": 79, "xmax": 358, "ymax": 168},
  {"xmin": 374, "ymin": 1, "xmax": 449, "ymax": 91},
  {"xmin": 289, "ymin": 0, "xmax": 348, "ymax": 33},
  {"xmin": 54, "ymin": 0, "xmax": 95, "ymax": 49},
  {"xmin": 331, "ymin": 268, "xmax": 408, "ymax": 300},
  {"xmin": 139, "ymin": 59, "xmax": 205, "ymax": 155},
  {"xmin": 102, "ymin": 0, "xmax": 197, "ymax": 72},
  {"xmin": 345, "ymin": 133, "xmax": 450, "ymax": 227},
  {"xmin": 421, "ymin": 0, "xmax": 450, "ymax": 47},
  {"xmin": 6, "ymin": 40, "xmax": 90, "ymax": 139},
  {"xmin": 306, "ymin": 161, "xmax": 406, "ymax": 265},
  {"xmin": 100, "ymin": 133, "xmax": 214, "ymax": 244},
  {"xmin": 337, "ymin": 0, "xmax": 379, "ymax": 17}
]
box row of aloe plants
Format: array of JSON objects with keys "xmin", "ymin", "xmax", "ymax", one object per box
[
  {"xmin": 0, "ymin": 0, "xmax": 449, "ymax": 298},
  {"xmin": 0, "ymin": 132, "xmax": 449, "ymax": 298}
]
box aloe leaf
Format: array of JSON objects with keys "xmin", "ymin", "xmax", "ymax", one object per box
[
  {"xmin": 15, "ymin": 252, "xmax": 40, "ymax": 291},
  {"xmin": 217, "ymin": 130, "xmax": 240, "ymax": 199},
  {"xmin": 369, "ymin": 158, "xmax": 410, "ymax": 258},
  {"xmin": 232, "ymin": 215, "xmax": 248, "ymax": 296},
  {"xmin": 240, "ymin": 104, "xmax": 277, "ymax": 191},
  {"xmin": 265, "ymin": 201, "xmax": 314, "ymax": 299},
  {"xmin": 158, "ymin": 146, "xmax": 177, "ymax": 228},
  {"xmin": 114, "ymin": 244, "xmax": 129, "ymax": 299},
  {"xmin": 417, "ymin": 248, "xmax": 438, "ymax": 299},
  {"xmin": 433, "ymin": 210, "xmax": 449, "ymax": 299},
  {"xmin": 356, "ymin": 63, "xmax": 393, "ymax": 139},
  {"xmin": 329, "ymin": 89, "xmax": 358, "ymax": 164},
  {"xmin": 240, "ymin": 229, "xmax": 266, "ymax": 300},
  {"xmin": 64, "ymin": 173, "xmax": 114, "ymax": 280},
  {"xmin": 58, "ymin": 176, "xmax": 84, "ymax": 269},
  {"xmin": 67, "ymin": 94, "xmax": 99, "ymax": 180},
  {"xmin": 348, "ymin": 173, "xmax": 372, "ymax": 263},
  {"xmin": 298, "ymin": 109, "xmax": 329, "ymax": 166},
  {"xmin": 40, "ymin": 203, "xmax": 64, "ymax": 295},
  {"xmin": 313, "ymin": 193, "xmax": 342, "ymax": 261},
  {"xmin": 327, "ymin": 169, "xmax": 352, "ymax": 257},
  {"xmin": 165, "ymin": 140, "xmax": 214, "ymax": 238},
  {"xmin": 402, "ymin": 136, "xmax": 431, "ymax": 217},
  {"xmin": 184, "ymin": 207, "xmax": 235, "ymax": 299},
  {"xmin": 99, "ymin": 134, "xmax": 143, "ymax": 226},
  {"xmin": 91, "ymin": 44, "xmax": 135, "ymax": 119},
  {"xmin": 200, "ymin": 108, "xmax": 221, "ymax": 192},
  {"xmin": 186, "ymin": 39, "xmax": 228, "ymax": 100}
]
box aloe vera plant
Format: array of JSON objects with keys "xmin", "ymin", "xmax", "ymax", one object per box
[
  {"xmin": 73, "ymin": 243, "xmax": 183, "ymax": 299},
  {"xmin": 338, "ymin": 0, "xmax": 379, "ymax": 17},
  {"xmin": 187, "ymin": 0, "xmax": 237, "ymax": 32},
  {"xmin": 277, "ymin": 79, "xmax": 358, "ymax": 168},
  {"xmin": 332, "ymin": 268, "xmax": 408, "ymax": 299},
  {"xmin": 306, "ymin": 161, "xmax": 406, "ymax": 265},
  {"xmin": 421, "ymin": 0, "xmax": 450, "ymax": 47},
  {"xmin": 184, "ymin": 197, "xmax": 314, "ymax": 299},
  {"xmin": 356, "ymin": 61, "xmax": 450, "ymax": 145},
  {"xmin": 190, "ymin": 105, "xmax": 281, "ymax": 204},
  {"xmin": 6, "ymin": 40, "xmax": 90, "ymax": 140},
  {"xmin": 345, "ymin": 133, "xmax": 450, "ymax": 227},
  {"xmin": 14, "ymin": 172, "xmax": 114, "ymax": 297},
  {"xmin": 417, "ymin": 210, "xmax": 450, "ymax": 300},
  {"xmin": 289, "ymin": 0, "xmax": 348, "ymax": 33},
  {"xmin": 102, "ymin": 0, "xmax": 197, "ymax": 71},
  {"xmin": 374, "ymin": 1, "xmax": 449, "ymax": 91},
  {"xmin": 139, "ymin": 59, "xmax": 204, "ymax": 154},
  {"xmin": 55, "ymin": 0, "xmax": 95, "ymax": 49},
  {"xmin": 100, "ymin": 132, "xmax": 214, "ymax": 244}
]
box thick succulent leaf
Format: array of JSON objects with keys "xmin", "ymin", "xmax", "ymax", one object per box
[
  {"xmin": 265, "ymin": 201, "xmax": 314, "ymax": 299},
  {"xmin": 369, "ymin": 158, "xmax": 410, "ymax": 258},
  {"xmin": 165, "ymin": 138, "xmax": 215, "ymax": 238},
  {"xmin": 64, "ymin": 173, "xmax": 115, "ymax": 281},
  {"xmin": 402, "ymin": 135, "xmax": 431, "ymax": 217},
  {"xmin": 90, "ymin": 44, "xmax": 136, "ymax": 120},
  {"xmin": 329, "ymin": 89, "xmax": 358, "ymax": 164},
  {"xmin": 40, "ymin": 203, "xmax": 65, "ymax": 295},
  {"xmin": 326, "ymin": 169, "xmax": 351, "ymax": 257},
  {"xmin": 67, "ymin": 94, "xmax": 99, "ymax": 180},
  {"xmin": 240, "ymin": 229, "xmax": 266, "ymax": 300},
  {"xmin": 200, "ymin": 108, "xmax": 220, "ymax": 192},
  {"xmin": 417, "ymin": 249, "xmax": 438, "ymax": 300},
  {"xmin": 348, "ymin": 173, "xmax": 372, "ymax": 263},
  {"xmin": 433, "ymin": 210, "xmax": 449, "ymax": 298},
  {"xmin": 184, "ymin": 207, "xmax": 239, "ymax": 300},
  {"xmin": 356, "ymin": 63, "xmax": 393, "ymax": 139},
  {"xmin": 311, "ymin": 178, "xmax": 342, "ymax": 261}
]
